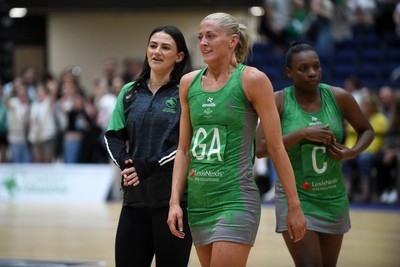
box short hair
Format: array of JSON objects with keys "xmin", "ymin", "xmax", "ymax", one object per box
[{"xmin": 285, "ymin": 41, "xmax": 316, "ymax": 68}]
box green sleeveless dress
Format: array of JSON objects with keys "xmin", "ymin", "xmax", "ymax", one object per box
[
  {"xmin": 187, "ymin": 64, "xmax": 261, "ymax": 246},
  {"xmin": 275, "ymin": 84, "xmax": 350, "ymax": 234}
]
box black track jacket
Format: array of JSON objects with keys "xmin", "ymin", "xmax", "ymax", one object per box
[{"xmin": 104, "ymin": 80, "xmax": 182, "ymax": 208}]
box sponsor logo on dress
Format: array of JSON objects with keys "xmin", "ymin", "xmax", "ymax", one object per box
[
  {"xmin": 308, "ymin": 116, "xmax": 322, "ymax": 126},
  {"xmin": 189, "ymin": 169, "xmax": 223, "ymax": 182},
  {"xmin": 202, "ymin": 97, "xmax": 216, "ymax": 118},
  {"xmin": 302, "ymin": 178, "xmax": 339, "ymax": 191}
]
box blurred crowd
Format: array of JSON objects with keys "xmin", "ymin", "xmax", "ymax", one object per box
[
  {"xmin": 0, "ymin": 56, "xmax": 143, "ymax": 165},
  {"xmin": 258, "ymin": 0, "xmax": 400, "ymax": 55},
  {"xmin": 342, "ymin": 80, "xmax": 399, "ymax": 204}
]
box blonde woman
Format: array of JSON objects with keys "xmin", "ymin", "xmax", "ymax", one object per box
[{"xmin": 167, "ymin": 12, "xmax": 306, "ymax": 267}]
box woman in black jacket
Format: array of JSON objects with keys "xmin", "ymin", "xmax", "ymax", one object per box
[{"xmin": 104, "ymin": 25, "xmax": 192, "ymax": 267}]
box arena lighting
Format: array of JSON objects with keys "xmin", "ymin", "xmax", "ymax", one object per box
[
  {"xmin": 248, "ymin": 6, "xmax": 264, "ymax": 17},
  {"xmin": 9, "ymin": 8, "xmax": 27, "ymax": 18}
]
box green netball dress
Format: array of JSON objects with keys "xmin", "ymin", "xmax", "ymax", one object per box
[
  {"xmin": 187, "ymin": 64, "xmax": 261, "ymax": 246},
  {"xmin": 275, "ymin": 84, "xmax": 350, "ymax": 234}
]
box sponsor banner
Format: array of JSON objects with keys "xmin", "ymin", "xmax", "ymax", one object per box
[{"xmin": 0, "ymin": 164, "xmax": 115, "ymax": 203}]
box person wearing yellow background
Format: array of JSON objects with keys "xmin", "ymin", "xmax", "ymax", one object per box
[{"xmin": 343, "ymin": 92, "xmax": 388, "ymax": 202}]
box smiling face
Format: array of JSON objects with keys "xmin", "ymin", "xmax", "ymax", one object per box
[
  {"xmin": 287, "ymin": 50, "xmax": 322, "ymax": 91},
  {"xmin": 146, "ymin": 31, "xmax": 183, "ymax": 75},
  {"xmin": 197, "ymin": 19, "xmax": 237, "ymax": 65}
]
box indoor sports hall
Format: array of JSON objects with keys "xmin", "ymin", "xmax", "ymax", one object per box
[{"xmin": 1, "ymin": 1, "xmax": 399, "ymax": 266}]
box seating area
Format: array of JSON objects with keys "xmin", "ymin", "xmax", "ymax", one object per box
[{"xmin": 247, "ymin": 25, "xmax": 400, "ymax": 91}]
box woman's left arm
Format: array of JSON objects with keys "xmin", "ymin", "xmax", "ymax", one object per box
[{"xmin": 328, "ymin": 86, "xmax": 374, "ymax": 160}]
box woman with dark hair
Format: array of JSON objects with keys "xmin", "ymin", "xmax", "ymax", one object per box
[
  {"xmin": 256, "ymin": 42, "xmax": 374, "ymax": 266},
  {"xmin": 104, "ymin": 25, "xmax": 193, "ymax": 267}
]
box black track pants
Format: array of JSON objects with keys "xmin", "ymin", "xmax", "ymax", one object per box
[{"xmin": 115, "ymin": 203, "xmax": 192, "ymax": 267}]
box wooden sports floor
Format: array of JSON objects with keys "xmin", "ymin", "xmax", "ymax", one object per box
[{"xmin": 1, "ymin": 202, "xmax": 399, "ymax": 267}]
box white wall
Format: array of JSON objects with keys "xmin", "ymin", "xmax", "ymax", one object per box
[{"xmin": 47, "ymin": 9, "xmax": 259, "ymax": 93}]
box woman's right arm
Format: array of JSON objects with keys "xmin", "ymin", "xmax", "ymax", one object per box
[
  {"xmin": 244, "ymin": 67, "xmax": 306, "ymax": 242},
  {"xmin": 256, "ymin": 91, "xmax": 284, "ymax": 158},
  {"xmin": 104, "ymin": 85, "xmax": 132, "ymax": 169},
  {"xmin": 167, "ymin": 71, "xmax": 197, "ymax": 239}
]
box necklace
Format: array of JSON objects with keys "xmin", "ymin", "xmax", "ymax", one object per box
[{"xmin": 148, "ymin": 80, "xmax": 167, "ymax": 87}]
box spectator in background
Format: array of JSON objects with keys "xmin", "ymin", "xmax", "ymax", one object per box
[
  {"xmin": 57, "ymin": 81, "xmax": 88, "ymax": 163},
  {"xmin": 102, "ymin": 57, "xmax": 119, "ymax": 91},
  {"xmin": 0, "ymin": 81, "xmax": 8, "ymax": 162},
  {"xmin": 306, "ymin": 0, "xmax": 335, "ymax": 55},
  {"xmin": 90, "ymin": 75, "xmax": 123, "ymax": 162},
  {"xmin": 43, "ymin": 72, "xmax": 62, "ymax": 161},
  {"xmin": 78, "ymin": 94, "xmax": 108, "ymax": 164},
  {"xmin": 331, "ymin": 0, "xmax": 353, "ymax": 43},
  {"xmin": 258, "ymin": 0, "xmax": 291, "ymax": 54},
  {"xmin": 121, "ymin": 56, "xmax": 143, "ymax": 84},
  {"xmin": 100, "ymin": 75, "xmax": 124, "ymax": 200},
  {"xmin": 378, "ymin": 85, "xmax": 394, "ymax": 120},
  {"xmin": 42, "ymin": 71, "xmax": 59, "ymax": 100},
  {"xmin": 347, "ymin": 0, "xmax": 376, "ymax": 26},
  {"xmin": 286, "ymin": 0, "xmax": 310, "ymax": 43},
  {"xmin": 375, "ymin": 91, "xmax": 400, "ymax": 204},
  {"xmin": 5, "ymin": 80, "xmax": 32, "ymax": 163},
  {"xmin": 54, "ymin": 66, "xmax": 88, "ymax": 162},
  {"xmin": 58, "ymin": 66, "xmax": 86, "ymax": 97},
  {"xmin": 94, "ymin": 78, "xmax": 117, "ymax": 133},
  {"xmin": 343, "ymin": 92, "xmax": 388, "ymax": 202},
  {"xmin": 28, "ymin": 85, "xmax": 57, "ymax": 163},
  {"xmin": 3, "ymin": 66, "xmax": 39, "ymax": 102},
  {"xmin": 110, "ymin": 76, "xmax": 125, "ymax": 97},
  {"xmin": 343, "ymin": 75, "xmax": 366, "ymax": 106}
]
